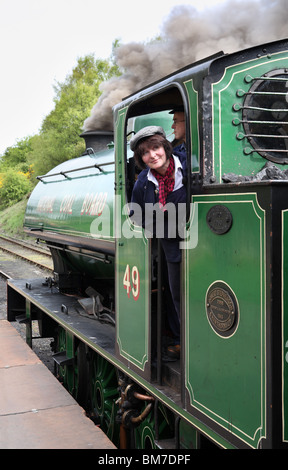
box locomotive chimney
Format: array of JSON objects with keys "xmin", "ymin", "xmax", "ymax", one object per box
[{"xmin": 80, "ymin": 130, "xmax": 113, "ymax": 153}]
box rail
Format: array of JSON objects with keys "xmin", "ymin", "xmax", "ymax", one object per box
[{"xmin": 0, "ymin": 234, "xmax": 53, "ymax": 272}]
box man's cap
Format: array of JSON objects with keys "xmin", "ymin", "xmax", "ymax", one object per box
[
  {"xmin": 169, "ymin": 105, "xmax": 184, "ymax": 114},
  {"xmin": 130, "ymin": 126, "xmax": 165, "ymax": 151}
]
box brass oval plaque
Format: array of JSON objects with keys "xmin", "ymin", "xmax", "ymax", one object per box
[{"xmin": 206, "ymin": 282, "xmax": 239, "ymax": 337}]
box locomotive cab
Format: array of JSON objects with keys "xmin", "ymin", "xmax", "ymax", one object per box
[{"xmin": 113, "ymin": 79, "xmax": 202, "ymax": 389}]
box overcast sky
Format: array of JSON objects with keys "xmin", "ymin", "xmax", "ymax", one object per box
[{"xmin": 0, "ymin": 0, "xmax": 235, "ymax": 154}]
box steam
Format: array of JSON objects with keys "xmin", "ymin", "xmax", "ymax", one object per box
[{"xmin": 83, "ymin": 0, "xmax": 288, "ymax": 131}]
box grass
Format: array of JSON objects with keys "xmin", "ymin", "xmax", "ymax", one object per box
[{"xmin": 0, "ymin": 197, "xmax": 28, "ymax": 238}]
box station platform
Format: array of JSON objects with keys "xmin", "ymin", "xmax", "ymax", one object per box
[{"xmin": 0, "ymin": 319, "xmax": 116, "ymax": 449}]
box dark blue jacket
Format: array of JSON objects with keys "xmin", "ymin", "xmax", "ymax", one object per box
[
  {"xmin": 131, "ymin": 153, "xmax": 187, "ymax": 262},
  {"xmin": 131, "ymin": 152, "xmax": 187, "ymax": 208}
]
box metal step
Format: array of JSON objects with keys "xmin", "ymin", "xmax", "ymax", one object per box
[
  {"xmin": 162, "ymin": 360, "xmax": 181, "ymax": 392},
  {"xmin": 15, "ymin": 314, "xmax": 29, "ymax": 324},
  {"xmin": 52, "ymin": 351, "xmax": 74, "ymax": 367},
  {"xmin": 155, "ymin": 438, "xmax": 176, "ymax": 449}
]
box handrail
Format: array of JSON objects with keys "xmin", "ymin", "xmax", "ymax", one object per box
[{"xmin": 37, "ymin": 161, "xmax": 114, "ymax": 181}]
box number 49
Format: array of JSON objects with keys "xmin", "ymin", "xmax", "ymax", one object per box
[{"xmin": 123, "ymin": 264, "xmax": 140, "ymax": 300}]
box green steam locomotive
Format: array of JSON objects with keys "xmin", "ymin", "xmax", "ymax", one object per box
[{"xmin": 7, "ymin": 38, "xmax": 288, "ymax": 449}]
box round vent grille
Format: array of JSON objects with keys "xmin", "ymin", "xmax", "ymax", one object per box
[{"xmin": 238, "ymin": 69, "xmax": 288, "ymax": 164}]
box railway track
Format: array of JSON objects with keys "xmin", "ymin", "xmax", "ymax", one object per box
[
  {"xmin": 0, "ymin": 234, "xmax": 55, "ymax": 373},
  {"xmin": 0, "ymin": 234, "xmax": 53, "ymax": 273}
]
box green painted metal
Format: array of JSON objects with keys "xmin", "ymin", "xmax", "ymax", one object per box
[
  {"xmin": 185, "ymin": 192, "xmax": 266, "ymax": 448},
  {"xmin": 115, "ymin": 107, "xmax": 150, "ymax": 371},
  {"xmin": 212, "ymin": 50, "xmax": 288, "ymax": 183},
  {"xmin": 184, "ymin": 79, "xmax": 199, "ymax": 172},
  {"xmin": 24, "ymin": 150, "xmax": 115, "ymax": 242},
  {"xmin": 282, "ymin": 209, "xmax": 288, "ymax": 443},
  {"xmin": 55, "ymin": 326, "xmax": 75, "ymax": 395},
  {"xmin": 179, "ymin": 420, "xmax": 198, "ymax": 449},
  {"xmin": 89, "ymin": 350, "xmax": 120, "ymax": 446},
  {"xmin": 133, "ymin": 111, "xmax": 173, "ymax": 138}
]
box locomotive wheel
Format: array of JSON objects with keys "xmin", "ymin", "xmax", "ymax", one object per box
[
  {"xmin": 89, "ymin": 351, "xmax": 120, "ymax": 446},
  {"xmin": 133, "ymin": 401, "xmax": 174, "ymax": 449}
]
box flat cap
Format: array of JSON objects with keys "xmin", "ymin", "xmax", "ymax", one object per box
[
  {"xmin": 169, "ymin": 105, "xmax": 184, "ymax": 114},
  {"xmin": 130, "ymin": 126, "xmax": 165, "ymax": 151}
]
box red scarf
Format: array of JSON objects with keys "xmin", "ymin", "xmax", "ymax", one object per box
[{"xmin": 151, "ymin": 156, "xmax": 175, "ymax": 209}]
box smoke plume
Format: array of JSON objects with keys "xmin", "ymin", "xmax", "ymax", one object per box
[{"xmin": 83, "ymin": 0, "xmax": 288, "ymax": 132}]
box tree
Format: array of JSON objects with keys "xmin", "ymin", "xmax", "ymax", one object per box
[
  {"xmin": 42, "ymin": 51, "xmax": 120, "ymax": 142},
  {"xmin": 0, "ymin": 168, "xmax": 32, "ymax": 208},
  {"xmin": 0, "ymin": 136, "xmax": 33, "ymax": 172},
  {"xmin": 0, "ymin": 42, "xmax": 121, "ymax": 186},
  {"xmin": 27, "ymin": 49, "xmax": 120, "ymax": 178}
]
